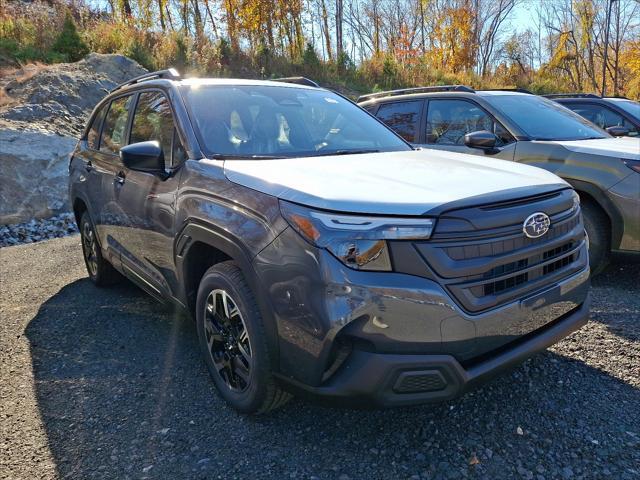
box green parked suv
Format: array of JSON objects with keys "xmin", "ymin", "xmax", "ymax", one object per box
[{"xmin": 359, "ymin": 87, "xmax": 640, "ymax": 273}]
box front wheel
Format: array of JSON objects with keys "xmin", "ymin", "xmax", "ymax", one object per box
[
  {"xmin": 581, "ymin": 200, "xmax": 610, "ymax": 275},
  {"xmin": 196, "ymin": 261, "xmax": 291, "ymax": 414}
]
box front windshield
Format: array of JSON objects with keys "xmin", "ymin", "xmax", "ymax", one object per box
[
  {"xmin": 609, "ymin": 99, "xmax": 640, "ymax": 120},
  {"xmin": 487, "ymin": 95, "xmax": 608, "ymax": 141},
  {"xmin": 183, "ymin": 84, "xmax": 411, "ymax": 158}
]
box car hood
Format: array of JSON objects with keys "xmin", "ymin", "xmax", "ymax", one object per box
[
  {"xmin": 552, "ymin": 137, "xmax": 640, "ymax": 160},
  {"xmin": 223, "ymin": 149, "xmax": 567, "ymax": 215}
]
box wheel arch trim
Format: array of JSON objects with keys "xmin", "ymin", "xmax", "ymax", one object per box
[
  {"xmin": 565, "ymin": 179, "xmax": 623, "ymax": 249},
  {"xmin": 175, "ymin": 220, "xmax": 281, "ymax": 371}
]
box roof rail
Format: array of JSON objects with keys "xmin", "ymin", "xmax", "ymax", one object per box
[
  {"xmin": 543, "ymin": 93, "xmax": 601, "ymax": 99},
  {"xmin": 604, "ymin": 95, "xmax": 630, "ymax": 100},
  {"xmin": 110, "ymin": 68, "xmax": 181, "ymax": 93},
  {"xmin": 357, "ymin": 85, "xmax": 475, "ymax": 103},
  {"xmin": 273, "ymin": 77, "xmax": 320, "ymax": 88},
  {"xmin": 482, "ymin": 88, "xmax": 533, "ymax": 94}
]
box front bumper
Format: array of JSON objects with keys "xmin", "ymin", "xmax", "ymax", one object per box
[
  {"xmin": 276, "ymin": 296, "xmax": 589, "ymax": 407},
  {"xmin": 254, "ymin": 225, "xmax": 590, "ymax": 402}
]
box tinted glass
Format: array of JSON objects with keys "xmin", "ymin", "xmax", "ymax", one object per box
[
  {"xmin": 172, "ymin": 128, "xmax": 187, "ymax": 164},
  {"xmin": 130, "ymin": 91, "xmax": 176, "ymax": 164},
  {"xmin": 609, "ymin": 99, "xmax": 640, "ymax": 120},
  {"xmin": 87, "ymin": 104, "xmax": 107, "ymax": 150},
  {"xmin": 565, "ymin": 103, "xmax": 639, "ymax": 136},
  {"xmin": 100, "ymin": 96, "xmax": 133, "ymax": 154},
  {"xmin": 376, "ymin": 101, "xmax": 422, "ymax": 142},
  {"xmin": 487, "ymin": 95, "xmax": 607, "ymax": 141},
  {"xmin": 425, "ymin": 99, "xmax": 508, "ymax": 146},
  {"xmin": 183, "ymin": 85, "xmax": 410, "ymax": 158}
]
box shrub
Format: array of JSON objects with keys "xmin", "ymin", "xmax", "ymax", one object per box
[{"xmin": 52, "ymin": 11, "xmax": 89, "ymax": 62}]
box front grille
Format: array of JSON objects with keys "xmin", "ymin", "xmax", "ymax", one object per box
[
  {"xmin": 396, "ymin": 189, "xmax": 587, "ymax": 313},
  {"xmin": 474, "ymin": 240, "xmax": 575, "ymax": 298},
  {"xmin": 483, "ymin": 272, "xmax": 529, "ymax": 296},
  {"xmin": 544, "ymin": 253, "xmax": 574, "ymax": 275}
]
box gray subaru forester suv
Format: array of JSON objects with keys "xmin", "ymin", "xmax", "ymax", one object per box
[
  {"xmin": 359, "ymin": 87, "xmax": 640, "ymax": 273},
  {"xmin": 69, "ymin": 71, "xmax": 590, "ymax": 413}
]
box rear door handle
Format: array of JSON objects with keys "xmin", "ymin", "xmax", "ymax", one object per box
[
  {"xmin": 114, "ymin": 171, "xmax": 126, "ymax": 185},
  {"xmin": 84, "ymin": 161, "xmax": 93, "ymax": 172}
]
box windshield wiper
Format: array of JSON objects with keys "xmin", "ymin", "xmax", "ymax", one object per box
[
  {"xmin": 210, "ymin": 153, "xmax": 284, "ymax": 160},
  {"xmin": 310, "ymin": 149, "xmax": 380, "ymax": 157}
]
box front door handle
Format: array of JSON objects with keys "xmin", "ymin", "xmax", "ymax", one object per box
[{"xmin": 114, "ymin": 171, "xmax": 126, "ymax": 185}]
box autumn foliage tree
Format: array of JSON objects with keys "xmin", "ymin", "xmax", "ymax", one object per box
[{"xmin": 1, "ymin": 0, "xmax": 638, "ymax": 98}]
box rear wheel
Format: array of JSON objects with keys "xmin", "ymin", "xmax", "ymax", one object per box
[
  {"xmin": 79, "ymin": 212, "xmax": 121, "ymax": 286},
  {"xmin": 581, "ymin": 200, "xmax": 610, "ymax": 275},
  {"xmin": 196, "ymin": 261, "xmax": 291, "ymax": 414}
]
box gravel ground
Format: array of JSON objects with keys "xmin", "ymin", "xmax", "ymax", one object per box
[
  {"xmin": 1, "ymin": 235, "xmax": 638, "ymax": 480},
  {"xmin": 0, "ymin": 213, "xmax": 78, "ymax": 247}
]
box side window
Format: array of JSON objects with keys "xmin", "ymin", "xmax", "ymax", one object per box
[
  {"xmin": 426, "ymin": 99, "xmax": 508, "ymax": 146},
  {"xmin": 87, "ymin": 104, "xmax": 107, "ymax": 150},
  {"xmin": 100, "ymin": 95, "xmax": 133, "ymax": 155},
  {"xmin": 363, "ymin": 104, "xmax": 378, "ymax": 115},
  {"xmin": 130, "ymin": 91, "xmax": 177, "ymax": 165},
  {"xmin": 375, "ymin": 101, "xmax": 422, "ymax": 143},
  {"xmin": 566, "ymin": 103, "xmax": 638, "ymax": 135},
  {"xmin": 172, "ymin": 128, "xmax": 187, "ymax": 164}
]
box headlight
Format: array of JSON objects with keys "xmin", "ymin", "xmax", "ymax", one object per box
[{"xmin": 280, "ymin": 201, "xmax": 435, "ymax": 271}]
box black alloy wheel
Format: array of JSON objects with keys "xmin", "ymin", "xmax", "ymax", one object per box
[{"xmin": 203, "ymin": 289, "xmax": 252, "ymax": 391}]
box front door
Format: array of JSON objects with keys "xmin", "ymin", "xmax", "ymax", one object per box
[
  {"xmin": 107, "ymin": 90, "xmax": 186, "ymax": 297},
  {"xmin": 419, "ymin": 98, "xmax": 517, "ymax": 161}
]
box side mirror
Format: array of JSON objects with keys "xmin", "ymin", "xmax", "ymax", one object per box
[
  {"xmin": 464, "ymin": 130, "xmax": 498, "ymax": 150},
  {"xmin": 606, "ymin": 125, "xmax": 629, "ymax": 137},
  {"xmin": 120, "ymin": 141, "xmax": 165, "ymax": 175}
]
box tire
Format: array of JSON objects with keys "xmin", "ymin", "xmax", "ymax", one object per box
[
  {"xmin": 581, "ymin": 200, "xmax": 610, "ymax": 275},
  {"xmin": 79, "ymin": 211, "xmax": 121, "ymax": 286},
  {"xmin": 196, "ymin": 261, "xmax": 291, "ymax": 414}
]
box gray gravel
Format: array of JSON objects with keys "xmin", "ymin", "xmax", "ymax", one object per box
[
  {"xmin": 1, "ymin": 235, "xmax": 638, "ymax": 480},
  {"xmin": 0, "ymin": 213, "xmax": 78, "ymax": 247}
]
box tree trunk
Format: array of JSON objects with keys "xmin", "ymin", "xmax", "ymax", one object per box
[
  {"xmin": 335, "ymin": 0, "xmax": 343, "ymax": 59},
  {"xmin": 320, "ymin": 0, "xmax": 333, "ymax": 59}
]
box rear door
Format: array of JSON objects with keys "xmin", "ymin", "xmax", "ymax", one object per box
[
  {"xmin": 419, "ymin": 98, "xmax": 516, "ymax": 160},
  {"xmin": 108, "ymin": 89, "xmax": 187, "ymax": 297},
  {"xmin": 73, "ymin": 102, "xmax": 108, "ymax": 230}
]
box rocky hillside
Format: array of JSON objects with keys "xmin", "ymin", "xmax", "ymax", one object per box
[{"xmin": 0, "ymin": 54, "xmax": 146, "ymax": 224}]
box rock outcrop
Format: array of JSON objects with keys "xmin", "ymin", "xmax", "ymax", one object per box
[{"xmin": 0, "ymin": 54, "xmax": 146, "ymax": 224}]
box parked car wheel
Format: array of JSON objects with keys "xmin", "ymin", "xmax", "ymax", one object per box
[
  {"xmin": 581, "ymin": 200, "xmax": 610, "ymax": 275},
  {"xmin": 79, "ymin": 211, "xmax": 121, "ymax": 286},
  {"xmin": 196, "ymin": 261, "xmax": 291, "ymax": 414}
]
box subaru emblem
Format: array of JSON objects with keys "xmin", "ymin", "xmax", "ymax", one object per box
[{"xmin": 523, "ymin": 212, "xmax": 551, "ymax": 238}]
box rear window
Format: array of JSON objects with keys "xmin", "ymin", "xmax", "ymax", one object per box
[{"xmin": 100, "ymin": 95, "xmax": 134, "ymax": 155}]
